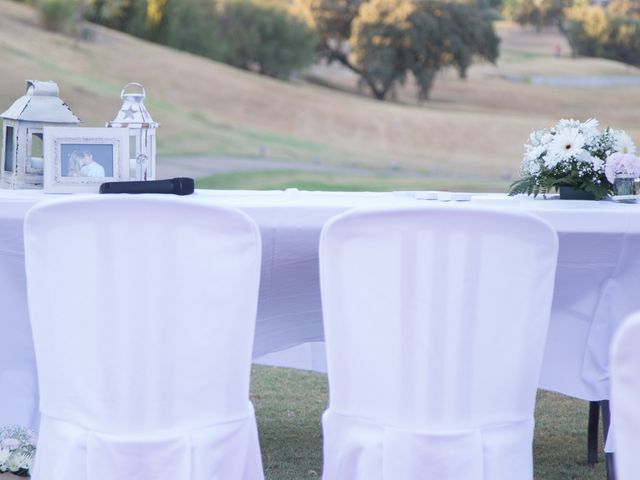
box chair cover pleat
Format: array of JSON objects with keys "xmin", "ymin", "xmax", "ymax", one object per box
[
  {"xmin": 31, "ymin": 404, "xmax": 262, "ymax": 480},
  {"xmin": 323, "ymin": 410, "xmax": 534, "ymax": 480}
]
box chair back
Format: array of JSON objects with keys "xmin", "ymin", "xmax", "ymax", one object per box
[
  {"xmin": 610, "ymin": 312, "xmax": 640, "ymax": 480},
  {"xmin": 319, "ymin": 206, "xmax": 558, "ymax": 479},
  {"xmin": 24, "ymin": 195, "xmax": 263, "ymax": 479}
]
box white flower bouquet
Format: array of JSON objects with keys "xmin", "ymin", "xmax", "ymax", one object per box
[
  {"xmin": 0, "ymin": 426, "xmax": 37, "ymax": 477},
  {"xmin": 508, "ymin": 118, "xmax": 639, "ymax": 200}
]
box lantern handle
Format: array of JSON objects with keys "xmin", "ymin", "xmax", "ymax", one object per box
[{"xmin": 121, "ymin": 82, "xmax": 145, "ymax": 100}]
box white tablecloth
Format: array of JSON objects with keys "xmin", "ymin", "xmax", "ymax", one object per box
[{"xmin": 2, "ymin": 189, "xmax": 640, "ymax": 431}]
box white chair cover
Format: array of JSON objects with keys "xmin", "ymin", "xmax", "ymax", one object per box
[
  {"xmin": 24, "ymin": 196, "xmax": 264, "ymax": 480},
  {"xmin": 610, "ymin": 312, "xmax": 640, "ymax": 479},
  {"xmin": 319, "ymin": 206, "xmax": 559, "ymax": 480}
]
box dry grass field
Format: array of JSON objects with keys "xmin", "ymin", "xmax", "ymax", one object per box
[{"xmin": 1, "ymin": 0, "xmax": 640, "ymax": 180}]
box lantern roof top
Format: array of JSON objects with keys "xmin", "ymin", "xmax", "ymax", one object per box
[
  {"xmin": 107, "ymin": 83, "xmax": 158, "ymax": 129},
  {"xmin": 1, "ymin": 80, "xmax": 80, "ymax": 124}
]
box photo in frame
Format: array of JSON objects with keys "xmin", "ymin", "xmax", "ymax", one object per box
[{"xmin": 43, "ymin": 127, "xmax": 129, "ymax": 193}]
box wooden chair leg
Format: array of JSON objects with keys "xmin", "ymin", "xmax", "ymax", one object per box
[{"xmin": 588, "ymin": 400, "xmax": 600, "ymax": 464}]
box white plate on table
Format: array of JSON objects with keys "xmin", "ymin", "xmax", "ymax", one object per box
[{"xmin": 414, "ymin": 191, "xmax": 472, "ymax": 201}]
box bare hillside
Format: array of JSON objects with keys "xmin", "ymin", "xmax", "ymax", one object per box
[{"xmin": 2, "ymin": 1, "xmax": 640, "ymax": 177}]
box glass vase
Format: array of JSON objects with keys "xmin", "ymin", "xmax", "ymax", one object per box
[
  {"xmin": 558, "ymin": 186, "xmax": 596, "ymax": 200},
  {"xmin": 613, "ymin": 174, "xmax": 637, "ymax": 196}
]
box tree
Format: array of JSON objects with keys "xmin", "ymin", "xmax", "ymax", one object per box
[
  {"xmin": 159, "ymin": 0, "xmax": 225, "ymax": 59},
  {"xmin": 436, "ymin": 1, "xmax": 499, "ymax": 79},
  {"xmin": 607, "ymin": 0, "xmax": 640, "ymax": 20},
  {"xmin": 349, "ymin": 0, "xmax": 420, "ymax": 100},
  {"xmin": 295, "ymin": 0, "xmax": 499, "ymax": 100},
  {"xmin": 564, "ymin": 1, "xmax": 608, "ymax": 56},
  {"xmin": 86, "ymin": 0, "xmax": 148, "ymax": 37},
  {"xmin": 291, "ymin": 0, "xmax": 363, "ymax": 56},
  {"xmin": 606, "ymin": 16, "xmax": 640, "ymax": 65},
  {"xmin": 505, "ymin": 0, "xmax": 576, "ymax": 54},
  {"xmin": 507, "ymin": 0, "xmax": 568, "ymax": 32},
  {"xmin": 218, "ymin": 0, "xmax": 317, "ymax": 79},
  {"xmin": 565, "ymin": 1, "xmax": 640, "ymax": 66}
]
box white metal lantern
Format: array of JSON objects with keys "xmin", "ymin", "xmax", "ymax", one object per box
[
  {"xmin": 107, "ymin": 83, "xmax": 159, "ymax": 181},
  {"xmin": 1, "ymin": 80, "xmax": 80, "ymax": 189}
]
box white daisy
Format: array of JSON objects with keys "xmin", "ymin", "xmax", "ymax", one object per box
[
  {"xmin": 527, "ymin": 160, "xmax": 541, "ymax": 175},
  {"xmin": 576, "ymin": 149, "xmax": 596, "ymax": 164},
  {"xmin": 580, "ymin": 118, "xmax": 600, "ymax": 142},
  {"xmin": 528, "ymin": 129, "xmax": 546, "ymax": 146},
  {"xmin": 582, "ymin": 118, "xmax": 599, "ymax": 130},
  {"xmin": 612, "ymin": 130, "xmax": 636, "ymax": 154},
  {"xmin": 543, "ymin": 153, "xmax": 561, "ymax": 169},
  {"xmin": 524, "ymin": 144, "xmax": 545, "ymax": 162},
  {"xmin": 556, "ymin": 118, "xmax": 581, "ymax": 130},
  {"xmin": 541, "ymin": 132, "xmax": 554, "ymax": 145},
  {"xmin": 548, "ymin": 128, "xmax": 586, "ymax": 162},
  {"xmin": 592, "ymin": 157, "xmax": 604, "ymax": 171}
]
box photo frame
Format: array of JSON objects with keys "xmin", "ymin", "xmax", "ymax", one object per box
[{"xmin": 43, "ymin": 127, "xmax": 130, "ymax": 193}]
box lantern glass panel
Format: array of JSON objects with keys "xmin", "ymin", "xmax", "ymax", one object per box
[
  {"xmin": 4, "ymin": 126, "xmax": 14, "ymax": 172},
  {"xmin": 30, "ymin": 132, "xmax": 44, "ymax": 158},
  {"xmin": 129, "ymin": 134, "xmax": 137, "ymax": 160},
  {"xmin": 27, "ymin": 131, "xmax": 45, "ymax": 172}
]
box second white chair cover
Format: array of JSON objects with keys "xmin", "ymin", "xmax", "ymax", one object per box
[
  {"xmin": 24, "ymin": 196, "xmax": 264, "ymax": 480},
  {"xmin": 319, "ymin": 206, "xmax": 559, "ymax": 480},
  {"xmin": 610, "ymin": 312, "xmax": 640, "ymax": 480}
]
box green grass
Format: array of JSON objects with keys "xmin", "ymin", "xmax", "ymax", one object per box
[
  {"xmin": 250, "ymin": 366, "xmax": 607, "ymax": 480},
  {"xmin": 196, "ymin": 170, "xmax": 513, "ymax": 192},
  {"xmin": 534, "ymin": 392, "xmax": 607, "ymax": 479},
  {"xmin": 252, "ymin": 366, "xmax": 326, "ymax": 479},
  {"xmin": 157, "ymin": 119, "xmax": 363, "ymax": 162},
  {"xmin": 500, "ymin": 48, "xmax": 549, "ymax": 62}
]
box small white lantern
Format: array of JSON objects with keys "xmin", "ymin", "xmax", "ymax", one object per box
[
  {"xmin": 1, "ymin": 80, "xmax": 80, "ymax": 189},
  {"xmin": 107, "ymin": 83, "xmax": 159, "ymax": 181}
]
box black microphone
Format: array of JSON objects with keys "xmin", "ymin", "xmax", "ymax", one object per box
[{"xmin": 99, "ymin": 177, "xmax": 195, "ymax": 195}]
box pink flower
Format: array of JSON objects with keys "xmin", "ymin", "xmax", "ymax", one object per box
[
  {"xmin": 604, "ymin": 153, "xmax": 640, "ymax": 183},
  {"xmin": 1, "ymin": 438, "xmax": 20, "ymax": 450}
]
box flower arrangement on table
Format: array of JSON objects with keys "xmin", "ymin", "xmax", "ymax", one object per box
[
  {"xmin": 0, "ymin": 426, "xmax": 37, "ymax": 477},
  {"xmin": 508, "ymin": 118, "xmax": 640, "ymax": 200}
]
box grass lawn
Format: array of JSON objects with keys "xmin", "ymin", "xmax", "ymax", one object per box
[
  {"xmin": 251, "ymin": 365, "xmax": 607, "ymax": 480},
  {"xmin": 196, "ymin": 170, "xmax": 513, "ymax": 193}
]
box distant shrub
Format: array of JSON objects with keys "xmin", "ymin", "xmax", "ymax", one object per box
[{"xmin": 37, "ymin": 0, "xmax": 76, "ymax": 33}]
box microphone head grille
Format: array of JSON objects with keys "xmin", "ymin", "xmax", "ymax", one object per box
[{"xmin": 172, "ymin": 177, "xmax": 195, "ymax": 195}]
